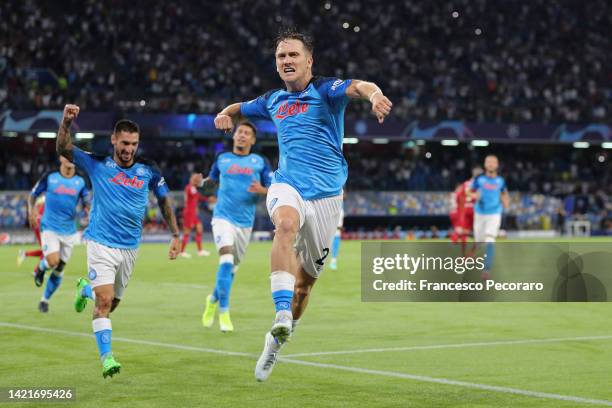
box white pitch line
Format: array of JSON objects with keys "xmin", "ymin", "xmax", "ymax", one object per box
[
  {"xmin": 280, "ymin": 358, "xmax": 612, "ymax": 406},
  {"xmin": 282, "ymin": 335, "xmax": 612, "ymax": 358},
  {"xmin": 0, "ymin": 322, "xmax": 253, "ymax": 358},
  {"xmin": 2, "ymin": 322, "xmax": 612, "ymax": 406}
]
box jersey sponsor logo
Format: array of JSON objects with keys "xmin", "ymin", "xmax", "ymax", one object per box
[
  {"xmin": 226, "ymin": 164, "xmax": 254, "ymax": 175},
  {"xmin": 53, "ymin": 185, "xmax": 78, "ymax": 196},
  {"xmin": 275, "ymin": 100, "xmax": 309, "ymax": 120},
  {"xmin": 109, "ymin": 172, "xmax": 145, "ymax": 189},
  {"xmin": 482, "ymin": 182, "xmax": 500, "ymax": 190}
]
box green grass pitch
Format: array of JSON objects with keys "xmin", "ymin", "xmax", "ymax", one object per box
[{"xmin": 1, "ymin": 240, "xmax": 611, "ymax": 407}]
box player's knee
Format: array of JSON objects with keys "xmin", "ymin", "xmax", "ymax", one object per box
[
  {"xmin": 275, "ymin": 217, "xmax": 299, "ymax": 240},
  {"xmin": 110, "ymin": 298, "xmax": 121, "ymax": 313},
  {"xmin": 46, "ymin": 253, "xmax": 60, "ymax": 269},
  {"xmin": 94, "ymin": 294, "xmax": 113, "ymax": 313},
  {"xmin": 219, "ymin": 246, "xmax": 233, "ymax": 256}
]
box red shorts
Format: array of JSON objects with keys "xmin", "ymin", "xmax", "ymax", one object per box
[
  {"xmin": 182, "ymin": 212, "xmax": 200, "ymax": 229},
  {"xmin": 450, "ymin": 209, "xmax": 474, "ymax": 232}
]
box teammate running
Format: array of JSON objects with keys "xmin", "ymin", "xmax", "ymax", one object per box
[
  {"xmin": 57, "ymin": 104, "xmax": 180, "ymax": 378},
  {"xmin": 27, "ymin": 157, "xmax": 90, "ymax": 313},
  {"xmin": 200, "ymin": 121, "xmax": 272, "ymax": 332},
  {"xmin": 471, "ymin": 155, "xmax": 509, "ymax": 280},
  {"xmin": 179, "ymin": 173, "xmax": 211, "ymax": 258},
  {"xmin": 214, "ymin": 29, "xmax": 392, "ymax": 381},
  {"xmin": 17, "ymin": 196, "xmax": 45, "ymax": 266}
]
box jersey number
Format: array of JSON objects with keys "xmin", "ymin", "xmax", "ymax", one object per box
[{"xmin": 315, "ymin": 248, "xmax": 330, "ymax": 266}]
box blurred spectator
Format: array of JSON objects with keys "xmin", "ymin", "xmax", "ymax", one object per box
[{"xmin": 1, "ymin": 0, "xmax": 611, "ymax": 123}]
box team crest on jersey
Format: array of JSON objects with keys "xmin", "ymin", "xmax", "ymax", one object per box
[
  {"xmin": 251, "ymin": 158, "xmax": 257, "ymax": 163},
  {"xmin": 105, "ymin": 160, "xmax": 117, "ymax": 168},
  {"xmin": 136, "ymin": 167, "xmax": 146, "ymax": 176}
]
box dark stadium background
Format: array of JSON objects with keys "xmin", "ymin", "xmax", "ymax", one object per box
[{"xmin": 1, "ymin": 0, "xmax": 611, "ymax": 238}]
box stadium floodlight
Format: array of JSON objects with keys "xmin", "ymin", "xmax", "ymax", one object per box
[
  {"xmin": 76, "ymin": 132, "xmax": 95, "ymax": 139},
  {"xmin": 37, "ymin": 132, "xmax": 56, "ymax": 139},
  {"xmin": 372, "ymin": 138, "xmax": 389, "ymax": 144},
  {"xmin": 441, "ymin": 139, "xmax": 459, "ymax": 146},
  {"xmin": 416, "ymin": 139, "xmax": 426, "ymax": 145},
  {"xmin": 601, "ymin": 142, "xmax": 612, "ymax": 149},
  {"xmin": 3, "ymin": 131, "xmax": 17, "ymax": 137},
  {"xmin": 572, "ymin": 141, "xmax": 589, "ymax": 149},
  {"xmin": 471, "ymin": 140, "xmax": 489, "ymax": 147},
  {"xmin": 343, "ymin": 137, "xmax": 359, "ymax": 144}
]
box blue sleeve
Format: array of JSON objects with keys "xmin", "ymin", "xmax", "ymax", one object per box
[
  {"xmin": 500, "ymin": 178, "xmax": 507, "ymax": 192},
  {"xmin": 72, "ymin": 146, "xmax": 97, "ymax": 174},
  {"xmin": 30, "ymin": 173, "xmax": 49, "ymax": 198},
  {"xmin": 470, "ymin": 177, "xmax": 480, "ymax": 191},
  {"xmin": 260, "ymin": 158, "xmax": 273, "ymax": 187},
  {"xmin": 240, "ymin": 93, "xmax": 271, "ymax": 120},
  {"xmin": 80, "ymin": 184, "xmax": 91, "ymax": 206},
  {"xmin": 208, "ymin": 158, "xmax": 220, "ymax": 182},
  {"xmin": 149, "ymin": 164, "xmax": 169, "ymax": 199},
  {"xmin": 315, "ymin": 77, "xmax": 352, "ymax": 111}
]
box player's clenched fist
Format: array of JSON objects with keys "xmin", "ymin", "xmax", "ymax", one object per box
[
  {"xmin": 214, "ymin": 114, "xmax": 233, "ymax": 131},
  {"xmin": 370, "ymin": 93, "xmax": 392, "ymax": 124},
  {"xmin": 62, "ymin": 104, "xmax": 80, "ymax": 123}
]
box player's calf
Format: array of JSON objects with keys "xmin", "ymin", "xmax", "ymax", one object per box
[
  {"xmin": 93, "ymin": 288, "xmax": 114, "ymax": 318},
  {"xmin": 91, "ymin": 285, "xmax": 120, "ymax": 378}
]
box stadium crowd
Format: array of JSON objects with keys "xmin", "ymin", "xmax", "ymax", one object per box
[
  {"xmin": 1, "ymin": 0, "xmax": 611, "ymax": 123},
  {"xmin": 2, "ymin": 141, "xmax": 611, "ymax": 232}
]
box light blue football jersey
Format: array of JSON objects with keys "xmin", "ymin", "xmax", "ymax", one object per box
[
  {"xmin": 72, "ymin": 147, "xmax": 169, "ymax": 249},
  {"xmin": 240, "ymin": 76, "xmax": 352, "ymax": 200},
  {"xmin": 471, "ymin": 174, "xmax": 506, "ymax": 215},
  {"xmin": 31, "ymin": 170, "xmax": 89, "ymax": 235},
  {"xmin": 208, "ymin": 152, "xmax": 272, "ymax": 227}
]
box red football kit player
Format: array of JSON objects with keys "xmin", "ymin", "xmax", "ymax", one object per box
[
  {"xmin": 18, "ymin": 197, "xmax": 45, "ymax": 266},
  {"xmin": 450, "ymin": 167, "xmax": 482, "ymax": 255},
  {"xmin": 180, "ymin": 173, "xmax": 210, "ymax": 257}
]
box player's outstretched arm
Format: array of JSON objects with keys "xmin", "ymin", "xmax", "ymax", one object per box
[
  {"xmin": 346, "ymin": 80, "xmax": 392, "ymax": 124},
  {"xmin": 214, "ymin": 103, "xmax": 242, "ymax": 131},
  {"xmin": 56, "ymin": 104, "xmax": 80, "ymax": 161},
  {"xmin": 158, "ymin": 196, "xmax": 180, "ymax": 260}
]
